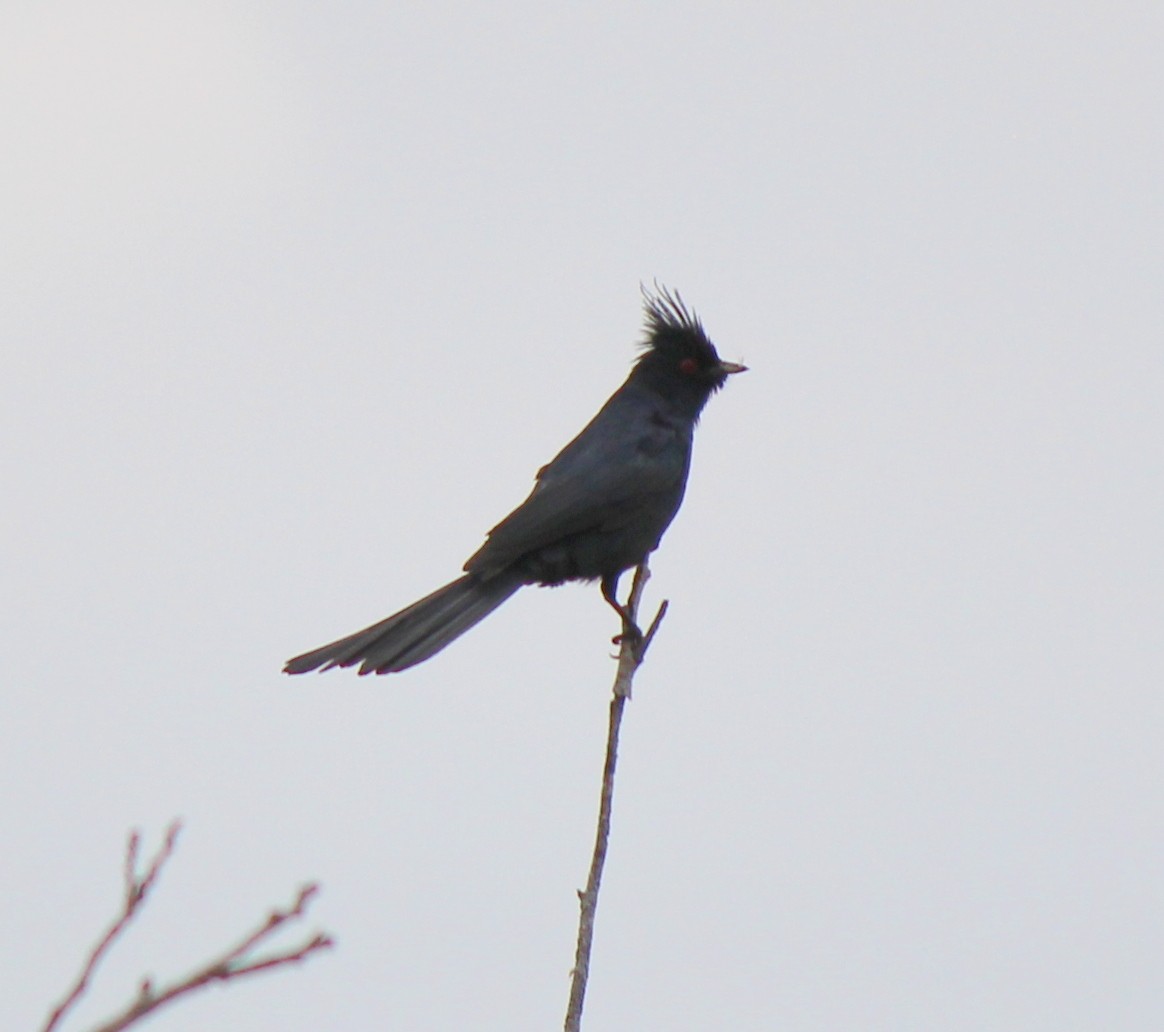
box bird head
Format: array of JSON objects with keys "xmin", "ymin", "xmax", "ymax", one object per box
[{"xmin": 631, "ymin": 286, "xmax": 746, "ymax": 414}]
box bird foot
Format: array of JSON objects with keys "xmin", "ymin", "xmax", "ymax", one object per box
[{"xmin": 611, "ymin": 619, "xmax": 643, "ymax": 648}]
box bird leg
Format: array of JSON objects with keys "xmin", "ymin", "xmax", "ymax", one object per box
[{"xmin": 601, "ymin": 573, "xmax": 642, "ymax": 645}]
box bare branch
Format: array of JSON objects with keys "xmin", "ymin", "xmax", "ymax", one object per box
[
  {"xmin": 42, "ymin": 821, "xmax": 183, "ymax": 1032},
  {"xmin": 565, "ymin": 560, "xmax": 668, "ymax": 1031},
  {"xmin": 40, "ymin": 823, "xmax": 333, "ymax": 1032},
  {"xmin": 87, "ymin": 884, "xmax": 332, "ymax": 1032}
]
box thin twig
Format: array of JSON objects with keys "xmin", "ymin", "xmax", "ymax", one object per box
[
  {"xmin": 88, "ymin": 891, "xmax": 332, "ymax": 1032},
  {"xmin": 565, "ymin": 561, "xmax": 668, "ymax": 1032},
  {"xmin": 40, "ymin": 823, "xmax": 333, "ymax": 1032},
  {"xmin": 42, "ymin": 822, "xmax": 182, "ymax": 1032}
]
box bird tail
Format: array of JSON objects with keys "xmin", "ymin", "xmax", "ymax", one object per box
[{"xmin": 283, "ymin": 570, "xmax": 524, "ymax": 676}]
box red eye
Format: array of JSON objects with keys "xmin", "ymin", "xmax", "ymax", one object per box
[{"xmin": 679, "ymin": 357, "xmax": 699, "ymax": 375}]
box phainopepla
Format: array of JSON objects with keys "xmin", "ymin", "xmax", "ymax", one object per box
[{"xmin": 284, "ymin": 287, "xmax": 744, "ymax": 676}]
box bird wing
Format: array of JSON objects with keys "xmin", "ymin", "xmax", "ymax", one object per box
[{"xmin": 464, "ymin": 394, "xmax": 691, "ymax": 574}]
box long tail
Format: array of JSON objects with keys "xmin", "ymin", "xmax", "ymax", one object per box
[{"xmin": 283, "ymin": 570, "xmax": 524, "ymax": 676}]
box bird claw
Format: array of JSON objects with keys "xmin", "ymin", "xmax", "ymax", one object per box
[{"xmin": 611, "ymin": 620, "xmax": 644, "ymax": 648}]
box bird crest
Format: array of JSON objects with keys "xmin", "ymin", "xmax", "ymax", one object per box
[{"xmin": 639, "ymin": 283, "xmax": 714, "ymax": 359}]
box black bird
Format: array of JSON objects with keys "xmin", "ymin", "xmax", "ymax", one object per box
[{"xmin": 284, "ymin": 287, "xmax": 745, "ymax": 676}]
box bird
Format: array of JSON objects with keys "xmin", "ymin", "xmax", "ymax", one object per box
[{"xmin": 283, "ymin": 286, "xmax": 745, "ymax": 676}]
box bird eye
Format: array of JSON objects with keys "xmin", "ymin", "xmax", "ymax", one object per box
[{"xmin": 679, "ymin": 357, "xmax": 699, "ymax": 375}]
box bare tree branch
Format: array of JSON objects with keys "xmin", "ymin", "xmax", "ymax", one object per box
[
  {"xmin": 40, "ymin": 822, "xmax": 333, "ymax": 1032},
  {"xmin": 41, "ymin": 822, "xmax": 182, "ymax": 1032},
  {"xmin": 565, "ymin": 560, "xmax": 667, "ymax": 1031}
]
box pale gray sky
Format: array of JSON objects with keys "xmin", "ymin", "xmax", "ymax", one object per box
[{"xmin": 3, "ymin": 4, "xmax": 1162, "ymax": 1030}]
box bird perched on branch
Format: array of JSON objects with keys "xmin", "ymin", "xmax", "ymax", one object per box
[{"xmin": 284, "ymin": 287, "xmax": 745, "ymax": 676}]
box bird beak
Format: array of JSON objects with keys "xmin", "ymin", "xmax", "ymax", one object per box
[{"xmin": 718, "ymin": 360, "xmax": 748, "ymax": 375}]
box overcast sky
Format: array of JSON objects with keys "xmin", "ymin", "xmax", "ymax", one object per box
[{"xmin": 3, "ymin": 4, "xmax": 1162, "ymax": 1030}]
